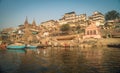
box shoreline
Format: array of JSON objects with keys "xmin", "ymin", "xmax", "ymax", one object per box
[{"xmin": 37, "ymin": 38, "xmax": 120, "ymax": 48}]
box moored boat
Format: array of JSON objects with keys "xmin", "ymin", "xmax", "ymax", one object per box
[
  {"xmin": 7, "ymin": 43, "xmax": 26, "ymax": 50},
  {"xmin": 27, "ymin": 45, "xmax": 37, "ymax": 49}
]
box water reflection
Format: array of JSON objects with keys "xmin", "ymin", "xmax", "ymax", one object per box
[{"xmin": 0, "ymin": 47, "xmax": 120, "ymax": 73}]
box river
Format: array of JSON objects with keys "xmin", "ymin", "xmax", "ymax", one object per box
[{"xmin": 0, "ymin": 47, "xmax": 120, "ymax": 73}]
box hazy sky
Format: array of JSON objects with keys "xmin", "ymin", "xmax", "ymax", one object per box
[{"xmin": 0, "ymin": 0, "xmax": 120, "ymax": 30}]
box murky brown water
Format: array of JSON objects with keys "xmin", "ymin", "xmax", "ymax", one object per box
[{"xmin": 0, "ymin": 47, "xmax": 120, "ymax": 73}]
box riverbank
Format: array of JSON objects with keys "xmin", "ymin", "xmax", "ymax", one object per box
[
  {"xmin": 97, "ymin": 38, "xmax": 120, "ymax": 48},
  {"xmin": 1, "ymin": 33, "xmax": 120, "ymax": 48},
  {"xmin": 38, "ymin": 37, "xmax": 120, "ymax": 48}
]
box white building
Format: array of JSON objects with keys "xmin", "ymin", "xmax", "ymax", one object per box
[
  {"xmin": 89, "ymin": 11, "xmax": 105, "ymax": 26},
  {"xmin": 59, "ymin": 12, "xmax": 87, "ymax": 25}
]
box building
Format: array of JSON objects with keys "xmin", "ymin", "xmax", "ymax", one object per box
[
  {"xmin": 24, "ymin": 17, "xmax": 29, "ymax": 27},
  {"xmin": 59, "ymin": 12, "xmax": 87, "ymax": 25},
  {"xmin": 83, "ymin": 21, "xmax": 101, "ymax": 39},
  {"xmin": 76, "ymin": 14, "xmax": 87, "ymax": 22},
  {"xmin": 63, "ymin": 12, "xmax": 76, "ymax": 23},
  {"xmin": 23, "ymin": 17, "xmax": 38, "ymax": 29},
  {"xmin": 40, "ymin": 20, "xmax": 57, "ymax": 27},
  {"xmin": 105, "ymin": 19, "xmax": 120, "ymax": 29},
  {"xmin": 32, "ymin": 19, "xmax": 37, "ymax": 28},
  {"xmin": 89, "ymin": 11, "xmax": 105, "ymax": 26}
]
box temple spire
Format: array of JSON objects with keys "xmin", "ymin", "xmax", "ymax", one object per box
[
  {"xmin": 24, "ymin": 16, "xmax": 29, "ymax": 27},
  {"xmin": 32, "ymin": 18, "xmax": 36, "ymax": 26}
]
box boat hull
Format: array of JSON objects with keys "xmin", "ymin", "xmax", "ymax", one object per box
[{"xmin": 7, "ymin": 45, "xmax": 26, "ymax": 50}]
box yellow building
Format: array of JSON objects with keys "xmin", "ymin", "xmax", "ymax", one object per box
[
  {"xmin": 40, "ymin": 20, "xmax": 57, "ymax": 27},
  {"xmin": 59, "ymin": 12, "xmax": 87, "ymax": 25}
]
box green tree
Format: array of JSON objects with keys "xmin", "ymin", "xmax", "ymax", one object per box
[
  {"xmin": 76, "ymin": 25, "xmax": 80, "ymax": 33},
  {"xmin": 60, "ymin": 24, "xmax": 71, "ymax": 35},
  {"xmin": 60, "ymin": 24, "xmax": 70, "ymax": 32},
  {"xmin": 105, "ymin": 10, "xmax": 120, "ymax": 21}
]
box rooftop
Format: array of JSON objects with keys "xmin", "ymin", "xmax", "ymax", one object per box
[{"xmin": 65, "ymin": 11, "xmax": 75, "ymax": 14}]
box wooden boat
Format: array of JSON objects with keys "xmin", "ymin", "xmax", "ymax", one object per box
[
  {"xmin": 7, "ymin": 43, "xmax": 26, "ymax": 50},
  {"xmin": 107, "ymin": 44, "xmax": 120, "ymax": 48}
]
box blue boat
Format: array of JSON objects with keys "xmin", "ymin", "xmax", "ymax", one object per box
[{"xmin": 7, "ymin": 44, "xmax": 26, "ymax": 50}]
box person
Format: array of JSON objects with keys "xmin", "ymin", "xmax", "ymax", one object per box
[{"xmin": 0, "ymin": 42, "xmax": 7, "ymax": 50}]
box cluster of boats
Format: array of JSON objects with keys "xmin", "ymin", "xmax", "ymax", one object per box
[{"xmin": 8, "ymin": 43, "xmax": 37, "ymax": 49}]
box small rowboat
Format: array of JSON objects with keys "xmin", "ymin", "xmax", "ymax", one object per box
[{"xmin": 7, "ymin": 43, "xmax": 26, "ymax": 50}]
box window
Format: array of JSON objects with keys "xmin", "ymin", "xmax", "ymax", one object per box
[
  {"xmin": 93, "ymin": 30, "xmax": 96, "ymax": 35},
  {"xmin": 90, "ymin": 30, "xmax": 92, "ymax": 35},
  {"xmin": 87, "ymin": 31, "xmax": 89, "ymax": 35}
]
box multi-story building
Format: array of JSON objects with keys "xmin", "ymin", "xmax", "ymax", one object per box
[
  {"xmin": 89, "ymin": 11, "xmax": 105, "ymax": 26},
  {"xmin": 63, "ymin": 12, "xmax": 76, "ymax": 23},
  {"xmin": 40, "ymin": 20, "xmax": 57, "ymax": 27},
  {"xmin": 76, "ymin": 14, "xmax": 87, "ymax": 22},
  {"xmin": 59, "ymin": 12, "xmax": 87, "ymax": 25}
]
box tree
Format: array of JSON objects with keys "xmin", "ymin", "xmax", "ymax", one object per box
[
  {"xmin": 60, "ymin": 24, "xmax": 70, "ymax": 34},
  {"xmin": 60, "ymin": 24, "xmax": 70, "ymax": 32},
  {"xmin": 105, "ymin": 10, "xmax": 120, "ymax": 21},
  {"xmin": 76, "ymin": 25, "xmax": 81, "ymax": 33}
]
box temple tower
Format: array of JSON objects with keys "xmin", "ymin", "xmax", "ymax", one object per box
[{"xmin": 24, "ymin": 16, "xmax": 29, "ymax": 27}]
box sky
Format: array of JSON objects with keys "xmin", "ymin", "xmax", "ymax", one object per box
[{"xmin": 0, "ymin": 0, "xmax": 120, "ymax": 30}]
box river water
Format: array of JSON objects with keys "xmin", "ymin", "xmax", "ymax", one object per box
[{"xmin": 0, "ymin": 47, "xmax": 120, "ymax": 73}]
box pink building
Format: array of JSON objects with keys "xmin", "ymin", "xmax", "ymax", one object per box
[{"xmin": 83, "ymin": 21, "xmax": 101, "ymax": 39}]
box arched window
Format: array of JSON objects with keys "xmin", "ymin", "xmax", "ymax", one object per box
[
  {"xmin": 90, "ymin": 30, "xmax": 92, "ymax": 35},
  {"xmin": 87, "ymin": 31, "xmax": 89, "ymax": 35},
  {"xmin": 93, "ymin": 30, "xmax": 96, "ymax": 35}
]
